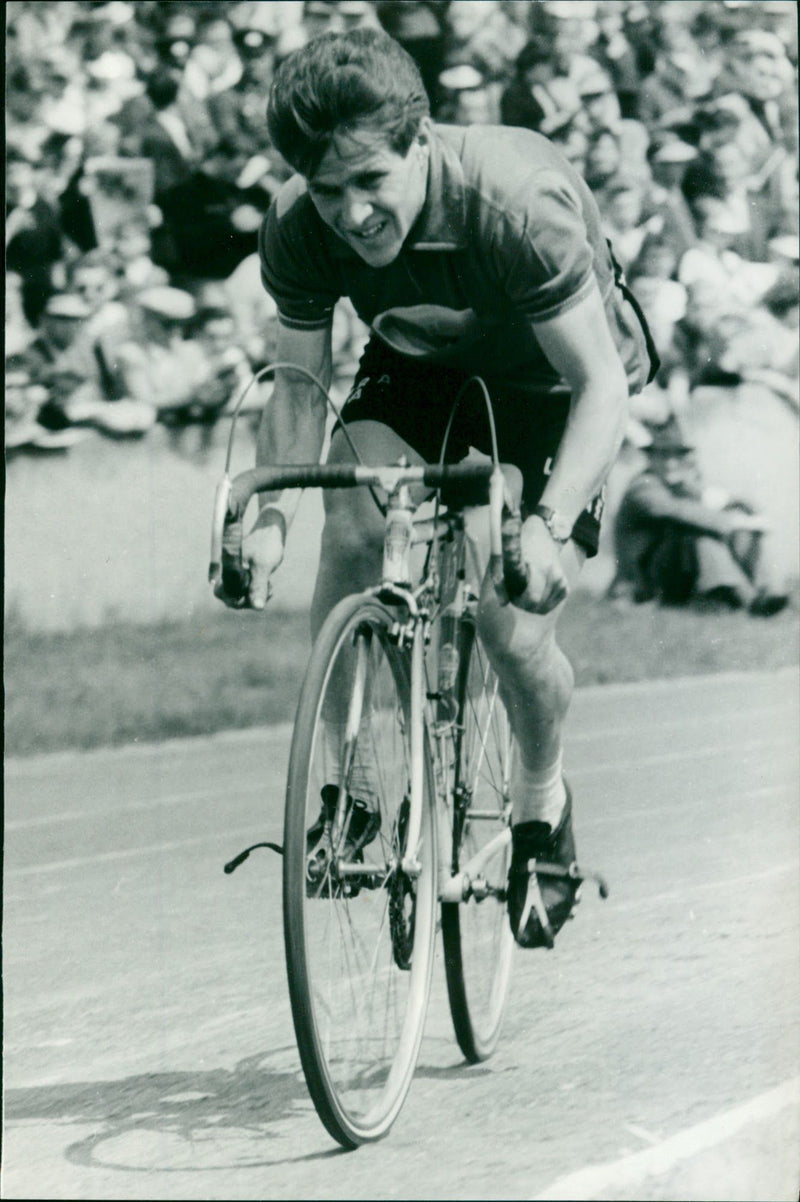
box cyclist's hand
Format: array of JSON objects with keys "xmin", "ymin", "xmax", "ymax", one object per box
[
  {"xmin": 517, "ymin": 515, "xmax": 570, "ymax": 614},
  {"xmin": 215, "ymin": 522, "xmax": 284, "ymax": 610}
]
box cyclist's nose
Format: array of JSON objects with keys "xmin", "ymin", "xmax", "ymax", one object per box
[{"xmin": 341, "ymin": 190, "xmax": 373, "ymax": 231}]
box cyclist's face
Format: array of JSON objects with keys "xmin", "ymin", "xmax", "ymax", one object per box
[{"xmin": 307, "ymin": 122, "xmax": 430, "ymax": 268}]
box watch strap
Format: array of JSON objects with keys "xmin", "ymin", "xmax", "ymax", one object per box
[{"xmin": 534, "ymin": 504, "xmax": 572, "ymax": 544}]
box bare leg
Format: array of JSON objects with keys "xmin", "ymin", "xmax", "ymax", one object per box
[
  {"xmin": 310, "ymin": 420, "xmax": 426, "ymax": 640},
  {"xmin": 476, "ymin": 542, "xmax": 586, "ymax": 824}
]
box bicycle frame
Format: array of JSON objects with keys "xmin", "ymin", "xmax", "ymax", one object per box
[{"xmin": 341, "ymin": 482, "xmax": 512, "ymax": 900}]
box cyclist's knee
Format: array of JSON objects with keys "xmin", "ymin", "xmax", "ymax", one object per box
[
  {"xmin": 477, "ymin": 588, "xmax": 572, "ymax": 693},
  {"xmin": 321, "ymin": 493, "xmax": 384, "ymax": 569}
]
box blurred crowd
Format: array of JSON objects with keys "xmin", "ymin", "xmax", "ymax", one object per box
[{"xmin": 6, "ymin": 0, "xmax": 799, "ymax": 479}]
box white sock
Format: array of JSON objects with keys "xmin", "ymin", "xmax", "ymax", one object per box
[
  {"xmin": 323, "ymin": 719, "xmax": 379, "ymax": 806},
  {"xmin": 509, "ymin": 747, "xmax": 566, "ymax": 830}
]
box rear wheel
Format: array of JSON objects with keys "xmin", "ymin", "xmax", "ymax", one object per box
[
  {"xmin": 441, "ymin": 619, "xmax": 514, "ymax": 1062},
  {"xmin": 283, "ymin": 594, "xmax": 437, "ymax": 1147}
]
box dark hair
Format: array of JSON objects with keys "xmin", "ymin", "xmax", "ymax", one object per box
[
  {"xmin": 146, "ymin": 68, "xmax": 180, "ymax": 110},
  {"xmin": 267, "ymin": 28, "xmax": 430, "ymax": 177}
]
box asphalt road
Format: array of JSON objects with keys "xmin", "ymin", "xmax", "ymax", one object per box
[{"xmin": 4, "ymin": 669, "xmax": 799, "ymax": 1201}]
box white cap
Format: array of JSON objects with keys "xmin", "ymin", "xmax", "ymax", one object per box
[
  {"xmin": 45, "ymin": 293, "xmax": 92, "ymax": 318},
  {"xmin": 137, "ymin": 287, "xmax": 196, "ymax": 320},
  {"xmin": 439, "ymin": 64, "xmax": 485, "ymax": 92}
]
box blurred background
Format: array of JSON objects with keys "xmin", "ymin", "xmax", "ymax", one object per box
[{"xmin": 5, "ymin": 0, "xmax": 798, "ymax": 644}]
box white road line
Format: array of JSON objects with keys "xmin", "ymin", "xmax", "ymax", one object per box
[
  {"xmin": 3, "ymin": 824, "xmax": 276, "ymax": 878},
  {"xmin": 532, "ymin": 1076, "xmax": 800, "ymax": 1201},
  {"xmin": 606, "ymin": 861, "xmax": 799, "ymax": 914},
  {"xmin": 4, "ymin": 782, "xmax": 272, "ymax": 830},
  {"xmin": 6, "ymin": 775, "xmax": 794, "ymax": 836}
]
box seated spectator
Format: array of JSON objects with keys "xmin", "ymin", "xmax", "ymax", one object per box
[
  {"xmin": 110, "ymin": 219, "xmax": 170, "ymax": 297},
  {"xmin": 714, "ymin": 29, "xmax": 797, "ymax": 155},
  {"xmin": 6, "ymin": 141, "xmax": 66, "ymax": 326},
  {"xmin": 678, "ymin": 196, "xmax": 783, "ymax": 311},
  {"xmin": 436, "ymin": 64, "xmax": 500, "ymax": 126},
  {"xmin": 182, "ymin": 14, "xmax": 243, "ymax": 104},
  {"xmin": 609, "ymin": 416, "xmax": 787, "ymax": 615},
  {"xmin": 600, "ymin": 177, "xmax": 664, "ymax": 271},
  {"xmin": 113, "ymin": 287, "xmax": 249, "ymax": 433},
  {"xmin": 527, "ymin": 0, "xmax": 609, "ymax": 95},
  {"xmin": 591, "ymin": 0, "xmax": 642, "ymax": 118},
  {"xmin": 6, "ymin": 271, "xmax": 36, "ymax": 358},
  {"xmin": 375, "ymin": 1, "xmax": 445, "ymax": 102},
  {"xmin": 221, "ymin": 252, "xmax": 279, "ymax": 371},
  {"xmin": 574, "ymin": 68, "xmax": 650, "ymax": 182},
  {"xmin": 5, "ymin": 359, "xmax": 88, "ymax": 454},
  {"xmin": 500, "ymin": 38, "xmax": 582, "ymax": 140},
  {"xmin": 684, "ymin": 100, "xmax": 799, "ymax": 259},
  {"xmin": 637, "ymin": 46, "xmax": 715, "ymax": 129},
  {"xmin": 442, "ymin": 0, "xmax": 526, "ymax": 82},
  {"xmin": 154, "ymin": 145, "xmax": 271, "ymax": 284},
  {"xmin": 627, "ymin": 234, "xmax": 688, "ymax": 380}
]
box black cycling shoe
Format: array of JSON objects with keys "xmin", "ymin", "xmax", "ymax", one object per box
[
  {"xmin": 507, "ymin": 782, "xmax": 580, "ymax": 950},
  {"xmin": 306, "ymin": 785, "xmax": 381, "ymax": 898}
]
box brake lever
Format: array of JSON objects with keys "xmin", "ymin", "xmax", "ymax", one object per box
[{"xmin": 209, "ymin": 475, "xmax": 252, "ymax": 604}]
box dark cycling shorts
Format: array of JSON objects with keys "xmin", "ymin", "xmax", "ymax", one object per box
[{"xmin": 336, "ymin": 338, "xmax": 604, "ymax": 557}]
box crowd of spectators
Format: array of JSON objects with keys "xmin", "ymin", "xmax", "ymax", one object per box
[{"xmin": 6, "ymin": 0, "xmax": 799, "ymax": 481}]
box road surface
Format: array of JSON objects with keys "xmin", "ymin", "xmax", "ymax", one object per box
[{"xmin": 4, "ymin": 669, "xmax": 799, "ymax": 1200}]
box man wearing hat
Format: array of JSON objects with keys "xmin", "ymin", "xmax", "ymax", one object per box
[
  {"xmin": 610, "ymin": 417, "xmax": 784, "ymax": 614},
  {"xmin": 216, "ymin": 28, "xmax": 661, "ymax": 950}
]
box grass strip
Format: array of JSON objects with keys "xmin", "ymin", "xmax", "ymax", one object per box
[{"xmin": 5, "ymin": 593, "xmax": 797, "ymax": 758}]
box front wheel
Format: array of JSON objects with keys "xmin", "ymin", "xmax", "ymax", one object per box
[
  {"xmin": 441, "ymin": 619, "xmax": 514, "ymax": 1062},
  {"xmin": 283, "ymin": 594, "xmax": 437, "ymax": 1147}
]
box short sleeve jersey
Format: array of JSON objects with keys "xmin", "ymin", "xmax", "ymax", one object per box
[{"xmin": 259, "ymin": 123, "xmax": 654, "ymax": 396}]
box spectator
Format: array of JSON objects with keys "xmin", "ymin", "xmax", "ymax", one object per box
[
  {"xmin": 221, "ymin": 252, "xmax": 280, "ymax": 371},
  {"xmin": 591, "ymin": 0, "xmax": 641, "ymax": 118},
  {"xmin": 6, "ymin": 271, "xmax": 36, "ymax": 358},
  {"xmin": 574, "ymin": 67, "xmax": 650, "ymax": 182},
  {"xmin": 110, "ymin": 218, "xmax": 170, "ymax": 296},
  {"xmin": 715, "ymin": 29, "xmax": 797, "ymax": 155},
  {"xmin": 442, "ymin": 0, "xmax": 526, "ymax": 81},
  {"xmin": 437, "ymin": 63, "xmax": 499, "ymax": 126},
  {"xmin": 375, "ymin": 1, "xmax": 445, "ymax": 103},
  {"xmin": 6, "ymin": 141, "xmax": 66, "ymax": 325},
  {"xmin": 637, "ymin": 46, "xmax": 715, "ymax": 128},
  {"xmin": 5, "ymin": 359, "xmax": 88, "ymax": 453},
  {"xmin": 114, "ymin": 286, "xmax": 248, "ymax": 434},
  {"xmin": 609, "ymin": 416, "xmax": 787, "ymax": 615},
  {"xmin": 599, "ymin": 176, "xmax": 662, "ymax": 271},
  {"xmin": 182, "ymin": 14, "xmax": 243, "ymax": 104},
  {"xmin": 500, "ymin": 38, "xmax": 582, "ymax": 139}
]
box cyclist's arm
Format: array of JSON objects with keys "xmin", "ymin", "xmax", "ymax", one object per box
[
  {"xmin": 533, "ymin": 283, "xmax": 630, "ymax": 528},
  {"xmin": 509, "ymin": 283, "xmax": 629, "ymax": 614},
  {"xmin": 251, "ymin": 318, "xmax": 333, "ymax": 538}
]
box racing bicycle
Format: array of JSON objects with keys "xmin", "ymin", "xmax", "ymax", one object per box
[{"xmin": 210, "ymin": 367, "xmax": 607, "ymax": 1148}]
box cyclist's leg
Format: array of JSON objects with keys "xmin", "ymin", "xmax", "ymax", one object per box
[
  {"xmin": 476, "ymin": 542, "xmax": 584, "ymax": 794},
  {"xmin": 309, "ymin": 419, "xmax": 427, "ymax": 640}
]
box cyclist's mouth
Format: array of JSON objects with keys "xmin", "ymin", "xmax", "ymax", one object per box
[{"xmin": 350, "ymin": 219, "xmax": 389, "ymax": 243}]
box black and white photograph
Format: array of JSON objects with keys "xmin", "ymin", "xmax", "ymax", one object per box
[{"xmin": 4, "ymin": 1, "xmax": 799, "ymax": 1198}]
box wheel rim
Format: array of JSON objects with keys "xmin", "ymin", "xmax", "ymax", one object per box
[
  {"xmin": 452, "ymin": 629, "xmax": 514, "ymax": 1055},
  {"xmin": 292, "ymin": 608, "xmax": 435, "ymax": 1139}
]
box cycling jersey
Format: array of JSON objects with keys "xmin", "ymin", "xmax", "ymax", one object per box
[{"xmin": 259, "ymin": 122, "xmax": 657, "ymax": 397}]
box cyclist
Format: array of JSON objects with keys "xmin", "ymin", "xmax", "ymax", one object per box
[{"xmin": 216, "ymin": 28, "xmax": 658, "ymax": 949}]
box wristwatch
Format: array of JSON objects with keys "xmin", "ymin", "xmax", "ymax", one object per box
[{"xmin": 534, "ymin": 504, "xmax": 573, "ymax": 545}]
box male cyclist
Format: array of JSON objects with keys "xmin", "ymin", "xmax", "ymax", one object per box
[{"xmin": 216, "ymin": 28, "xmax": 658, "ymax": 949}]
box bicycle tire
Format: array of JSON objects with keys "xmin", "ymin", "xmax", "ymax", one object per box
[
  {"xmin": 441, "ymin": 617, "xmax": 514, "ymax": 1063},
  {"xmin": 283, "ymin": 593, "xmax": 437, "ymax": 1147}
]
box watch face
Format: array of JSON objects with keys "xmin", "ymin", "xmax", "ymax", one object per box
[{"xmin": 550, "ymin": 513, "xmax": 572, "ymax": 542}]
